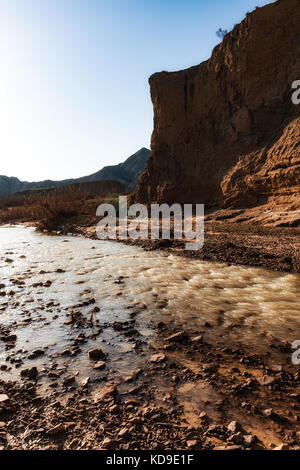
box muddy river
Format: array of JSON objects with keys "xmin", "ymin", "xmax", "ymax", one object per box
[{"xmin": 0, "ymin": 226, "xmax": 299, "ymax": 393}]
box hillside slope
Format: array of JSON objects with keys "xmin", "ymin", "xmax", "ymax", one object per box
[{"xmin": 0, "ymin": 148, "xmax": 150, "ymax": 198}]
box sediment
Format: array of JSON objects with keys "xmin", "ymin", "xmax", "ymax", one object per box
[{"xmin": 1, "ymin": 304, "xmax": 299, "ymax": 450}]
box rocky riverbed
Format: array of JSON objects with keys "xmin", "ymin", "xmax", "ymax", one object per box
[{"xmin": 0, "ymin": 226, "xmax": 299, "ymax": 450}]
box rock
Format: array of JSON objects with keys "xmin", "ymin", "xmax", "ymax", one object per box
[
  {"xmin": 156, "ymin": 322, "xmax": 167, "ymax": 330},
  {"xmin": 63, "ymin": 376, "xmax": 76, "ymax": 387},
  {"xmin": 243, "ymin": 435, "xmax": 256, "ymax": 448},
  {"xmin": 258, "ymin": 375, "xmax": 277, "ymax": 386},
  {"xmin": 166, "ymin": 332, "xmax": 188, "ymax": 344},
  {"xmin": 48, "ymin": 372, "xmax": 60, "ymax": 379},
  {"xmin": 274, "ymin": 444, "xmax": 289, "ymax": 450},
  {"xmin": 132, "ymin": 0, "xmax": 300, "ymax": 224},
  {"xmin": 262, "ymin": 408, "xmax": 274, "ymax": 418},
  {"xmin": 0, "ymin": 395, "xmax": 9, "ymax": 405},
  {"xmin": 28, "ymin": 349, "xmax": 44, "ymax": 359},
  {"xmin": 101, "ymin": 437, "xmax": 113, "ymax": 449},
  {"xmin": 47, "ymin": 423, "xmax": 65, "ymax": 436},
  {"xmin": 21, "ymin": 367, "xmax": 38, "ymax": 379},
  {"xmin": 203, "ymin": 363, "xmax": 218, "ymax": 373},
  {"xmin": 228, "ymin": 432, "xmax": 243, "ymax": 445},
  {"xmin": 214, "ymin": 445, "xmax": 243, "ymax": 451},
  {"xmin": 94, "ymin": 361, "xmax": 106, "ymax": 370},
  {"xmin": 205, "ymin": 425, "xmax": 225, "ymax": 437},
  {"xmin": 0, "ymin": 433, "xmax": 7, "ymax": 443},
  {"xmin": 187, "ymin": 440, "xmax": 198, "ymax": 448},
  {"xmin": 199, "ymin": 411, "xmax": 208, "ymax": 421},
  {"xmin": 88, "ymin": 349, "xmax": 106, "ymax": 361},
  {"xmin": 61, "ymin": 349, "xmax": 72, "ymax": 356},
  {"xmin": 64, "ymin": 422, "xmax": 76, "ymax": 430},
  {"xmin": 108, "ymin": 405, "xmax": 119, "ymax": 413},
  {"xmin": 81, "ymin": 377, "xmax": 90, "ymax": 387},
  {"xmin": 227, "ymin": 421, "xmax": 242, "ymax": 434},
  {"xmin": 96, "ymin": 385, "xmax": 118, "ymax": 402},
  {"xmin": 150, "ymin": 353, "xmax": 166, "ymax": 363},
  {"xmin": 118, "ymin": 427, "xmax": 129, "ymax": 438},
  {"xmin": 191, "ymin": 335, "xmax": 203, "ymax": 343}
]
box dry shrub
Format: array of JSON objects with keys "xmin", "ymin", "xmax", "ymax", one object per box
[
  {"xmin": 0, "ymin": 184, "xmax": 123, "ymax": 230},
  {"xmin": 0, "ymin": 186, "xmax": 87, "ymax": 228},
  {"xmin": 36, "ymin": 187, "xmax": 88, "ymax": 231}
]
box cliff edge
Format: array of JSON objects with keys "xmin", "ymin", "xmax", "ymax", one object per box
[{"xmin": 133, "ymin": 0, "xmax": 300, "ymax": 223}]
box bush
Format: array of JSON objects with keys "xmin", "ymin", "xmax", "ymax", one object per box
[
  {"xmin": 216, "ymin": 28, "xmax": 228, "ymax": 39},
  {"xmin": 0, "ymin": 184, "xmax": 124, "ymax": 231},
  {"xmin": 36, "ymin": 188, "xmax": 87, "ymax": 231}
]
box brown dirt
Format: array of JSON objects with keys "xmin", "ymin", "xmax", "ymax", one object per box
[
  {"xmin": 1, "ymin": 319, "xmax": 299, "ymax": 450},
  {"xmin": 0, "ymin": 222, "xmax": 299, "ymax": 450},
  {"xmin": 65, "ymin": 218, "xmax": 300, "ymax": 274}
]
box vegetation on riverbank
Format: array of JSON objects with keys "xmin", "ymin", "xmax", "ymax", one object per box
[
  {"xmin": 0, "ymin": 188, "xmax": 299, "ymax": 273},
  {"xmin": 0, "ymin": 185, "xmax": 121, "ymax": 232}
]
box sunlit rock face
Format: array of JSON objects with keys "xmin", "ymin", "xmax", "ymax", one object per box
[{"xmin": 133, "ymin": 0, "xmax": 300, "ymax": 212}]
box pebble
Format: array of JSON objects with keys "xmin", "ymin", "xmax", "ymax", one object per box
[
  {"xmin": 227, "ymin": 421, "xmax": 242, "ymax": 434},
  {"xmin": 166, "ymin": 332, "xmax": 188, "ymax": 343},
  {"xmin": 0, "ymin": 395, "xmax": 9, "ymax": 404},
  {"xmin": 94, "ymin": 361, "xmax": 106, "ymax": 370},
  {"xmin": 88, "ymin": 349, "xmax": 106, "ymax": 361},
  {"xmin": 150, "ymin": 353, "xmax": 166, "ymax": 363}
]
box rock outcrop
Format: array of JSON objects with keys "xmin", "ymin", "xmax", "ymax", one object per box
[{"xmin": 133, "ymin": 0, "xmax": 300, "ymax": 214}]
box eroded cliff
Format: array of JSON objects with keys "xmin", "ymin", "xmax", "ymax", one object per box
[{"xmin": 134, "ymin": 0, "xmax": 300, "ymax": 218}]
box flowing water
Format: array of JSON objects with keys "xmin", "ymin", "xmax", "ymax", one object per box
[{"xmin": 0, "ymin": 226, "xmax": 299, "ymax": 392}]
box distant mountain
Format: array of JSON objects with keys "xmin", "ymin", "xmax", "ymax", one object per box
[
  {"xmin": 75, "ymin": 147, "xmax": 151, "ymax": 190},
  {"xmin": 0, "ymin": 148, "xmax": 150, "ymax": 199}
]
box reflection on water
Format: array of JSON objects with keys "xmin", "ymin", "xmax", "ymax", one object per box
[{"xmin": 0, "ymin": 226, "xmax": 299, "ymax": 385}]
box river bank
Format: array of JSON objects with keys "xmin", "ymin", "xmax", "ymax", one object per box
[
  {"xmin": 53, "ymin": 220, "xmax": 300, "ymax": 274},
  {"xmin": 1, "ymin": 190, "xmax": 299, "ymax": 274},
  {"xmin": 0, "ymin": 227, "xmax": 299, "ymax": 450}
]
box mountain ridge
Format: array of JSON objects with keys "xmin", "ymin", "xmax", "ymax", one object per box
[{"xmin": 0, "ymin": 147, "xmax": 150, "ymax": 199}]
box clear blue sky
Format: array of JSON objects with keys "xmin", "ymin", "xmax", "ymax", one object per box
[{"xmin": 0, "ymin": 0, "xmax": 273, "ymax": 181}]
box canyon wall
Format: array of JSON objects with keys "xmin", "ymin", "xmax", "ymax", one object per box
[{"xmin": 134, "ymin": 0, "xmax": 300, "ymax": 210}]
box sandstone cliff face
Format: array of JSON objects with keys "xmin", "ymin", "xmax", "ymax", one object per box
[{"xmin": 134, "ymin": 0, "xmax": 300, "ymax": 211}]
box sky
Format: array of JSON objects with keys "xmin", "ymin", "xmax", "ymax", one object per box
[{"xmin": 0, "ymin": 0, "xmax": 273, "ymax": 182}]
